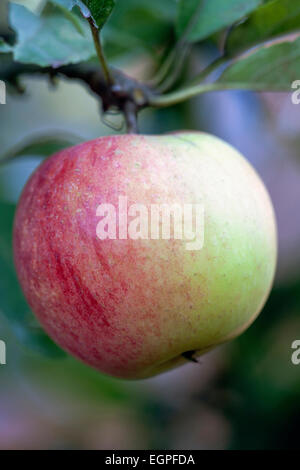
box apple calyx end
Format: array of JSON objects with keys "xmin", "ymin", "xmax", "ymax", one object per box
[{"xmin": 181, "ymin": 350, "xmax": 198, "ymax": 363}]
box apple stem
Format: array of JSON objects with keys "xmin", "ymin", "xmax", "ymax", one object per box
[
  {"xmin": 124, "ymin": 101, "xmax": 139, "ymax": 134},
  {"xmin": 88, "ymin": 18, "xmax": 114, "ymax": 86}
]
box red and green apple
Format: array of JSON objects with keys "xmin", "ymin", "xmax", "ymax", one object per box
[{"xmin": 13, "ymin": 132, "xmax": 277, "ymax": 379}]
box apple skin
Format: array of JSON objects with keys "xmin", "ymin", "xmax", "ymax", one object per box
[{"xmin": 13, "ymin": 132, "xmax": 277, "ymax": 379}]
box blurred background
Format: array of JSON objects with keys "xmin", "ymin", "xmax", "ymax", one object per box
[{"xmin": 1, "ymin": 0, "xmax": 300, "ymax": 450}]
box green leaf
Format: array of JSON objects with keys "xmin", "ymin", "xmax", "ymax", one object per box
[
  {"xmin": 219, "ymin": 35, "xmax": 300, "ymax": 90},
  {"xmin": 0, "ymin": 133, "xmax": 82, "ymax": 166},
  {"xmin": 50, "ymin": 0, "xmax": 176, "ymax": 60},
  {"xmin": 80, "ymin": 0, "xmax": 115, "ymax": 30},
  {"xmin": 226, "ymin": 0, "xmax": 300, "ymax": 56},
  {"xmin": 50, "ymin": 0, "xmax": 94, "ymax": 21},
  {"xmin": 0, "ymin": 38, "xmax": 13, "ymax": 53},
  {"xmin": 51, "ymin": 0, "xmax": 83, "ymax": 9},
  {"xmin": 176, "ymin": 0, "xmax": 263, "ymax": 43},
  {"xmin": 9, "ymin": 2, "xmax": 95, "ymax": 67},
  {"xmin": 0, "ymin": 201, "xmax": 65, "ymax": 358},
  {"xmin": 49, "ymin": 0, "xmax": 86, "ymax": 35},
  {"xmin": 104, "ymin": 0, "xmax": 176, "ymax": 57}
]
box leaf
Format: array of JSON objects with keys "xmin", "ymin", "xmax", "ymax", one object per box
[
  {"xmin": 176, "ymin": 0, "xmax": 263, "ymax": 43},
  {"xmin": 80, "ymin": 0, "xmax": 115, "ymax": 30},
  {"xmin": 49, "ymin": 0, "xmax": 176, "ymax": 59},
  {"xmin": 104, "ymin": 0, "xmax": 176, "ymax": 57},
  {"xmin": 0, "ymin": 201, "xmax": 65, "ymax": 358},
  {"xmin": 226, "ymin": 0, "xmax": 300, "ymax": 56},
  {"xmin": 219, "ymin": 35, "xmax": 300, "ymax": 90},
  {"xmin": 9, "ymin": 0, "xmax": 176, "ymax": 63},
  {"xmin": 0, "ymin": 38, "xmax": 13, "ymax": 53},
  {"xmin": 49, "ymin": 0, "xmax": 86, "ymax": 35},
  {"xmin": 9, "ymin": 2, "xmax": 95, "ymax": 67},
  {"xmin": 0, "ymin": 133, "xmax": 82, "ymax": 166},
  {"xmin": 51, "ymin": 0, "xmax": 83, "ymax": 10},
  {"xmin": 50, "ymin": 0, "xmax": 97, "ymax": 23}
]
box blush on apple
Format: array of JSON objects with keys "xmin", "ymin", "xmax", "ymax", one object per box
[{"xmin": 13, "ymin": 132, "xmax": 277, "ymax": 379}]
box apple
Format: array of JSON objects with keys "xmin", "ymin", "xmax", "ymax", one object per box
[{"xmin": 13, "ymin": 132, "xmax": 277, "ymax": 379}]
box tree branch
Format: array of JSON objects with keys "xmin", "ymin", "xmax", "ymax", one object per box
[{"xmin": 0, "ymin": 61, "xmax": 151, "ymax": 122}]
